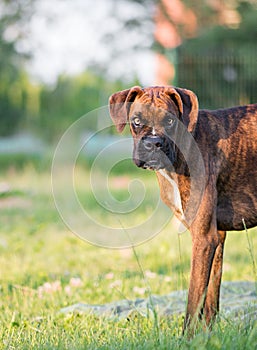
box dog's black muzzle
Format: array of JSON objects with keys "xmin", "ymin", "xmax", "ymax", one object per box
[{"xmin": 133, "ymin": 135, "xmax": 175, "ymax": 170}]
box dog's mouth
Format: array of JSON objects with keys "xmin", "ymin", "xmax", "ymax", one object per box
[
  {"xmin": 142, "ymin": 159, "xmax": 164, "ymax": 170},
  {"xmin": 134, "ymin": 156, "xmax": 170, "ymax": 171},
  {"xmin": 133, "ymin": 135, "xmax": 175, "ymax": 171}
]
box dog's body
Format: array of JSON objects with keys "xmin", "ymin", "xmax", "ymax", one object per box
[
  {"xmin": 109, "ymin": 86, "xmax": 257, "ymax": 332},
  {"xmin": 158, "ymin": 104, "xmax": 257, "ymax": 231}
]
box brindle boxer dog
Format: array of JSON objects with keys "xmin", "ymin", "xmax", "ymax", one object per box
[{"xmin": 109, "ymin": 86, "xmax": 257, "ymax": 333}]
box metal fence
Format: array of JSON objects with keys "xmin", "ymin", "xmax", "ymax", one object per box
[{"xmin": 176, "ymin": 49, "xmax": 257, "ymax": 109}]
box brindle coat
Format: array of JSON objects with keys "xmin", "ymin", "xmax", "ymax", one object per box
[{"xmin": 109, "ymin": 86, "xmax": 257, "ymax": 333}]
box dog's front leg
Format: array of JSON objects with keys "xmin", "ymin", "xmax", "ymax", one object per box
[
  {"xmin": 183, "ymin": 228, "xmax": 218, "ymax": 333},
  {"xmin": 183, "ymin": 183, "xmax": 219, "ymax": 334}
]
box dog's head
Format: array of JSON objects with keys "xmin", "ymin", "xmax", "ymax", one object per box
[{"xmin": 109, "ymin": 86, "xmax": 199, "ymax": 171}]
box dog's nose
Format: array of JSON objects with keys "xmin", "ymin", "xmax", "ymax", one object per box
[{"xmin": 142, "ymin": 136, "xmax": 164, "ymax": 151}]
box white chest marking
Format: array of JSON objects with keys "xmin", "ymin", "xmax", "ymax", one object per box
[
  {"xmin": 158, "ymin": 169, "xmax": 184, "ymax": 217},
  {"xmin": 152, "ymin": 127, "xmax": 156, "ymax": 136}
]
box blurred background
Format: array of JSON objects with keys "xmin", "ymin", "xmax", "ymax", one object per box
[{"xmin": 0, "ymin": 0, "xmax": 256, "ymax": 165}]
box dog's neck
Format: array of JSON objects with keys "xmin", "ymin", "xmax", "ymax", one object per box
[
  {"xmin": 158, "ymin": 169, "xmax": 184, "ymax": 217},
  {"xmin": 158, "ymin": 162, "xmax": 201, "ymax": 227}
]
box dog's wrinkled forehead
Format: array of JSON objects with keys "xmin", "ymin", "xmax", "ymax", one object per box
[{"xmin": 129, "ymin": 88, "xmax": 180, "ymax": 122}]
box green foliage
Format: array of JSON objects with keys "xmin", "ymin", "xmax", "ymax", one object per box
[
  {"xmin": 0, "ymin": 36, "xmax": 25, "ymax": 135},
  {"xmin": 38, "ymin": 72, "xmax": 125, "ymax": 141},
  {"xmin": 0, "ymin": 0, "xmax": 36, "ymax": 135},
  {"xmin": 0, "ymin": 1, "xmax": 127, "ymax": 139},
  {"xmin": 0, "ymin": 153, "xmax": 43, "ymax": 170}
]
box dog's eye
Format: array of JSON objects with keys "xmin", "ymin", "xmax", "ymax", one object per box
[
  {"xmin": 167, "ymin": 118, "xmax": 175, "ymax": 127},
  {"xmin": 133, "ymin": 117, "xmax": 141, "ymax": 127}
]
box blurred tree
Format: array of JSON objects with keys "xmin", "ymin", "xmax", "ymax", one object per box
[
  {"xmin": 112, "ymin": 0, "xmax": 256, "ymax": 107},
  {"xmin": 123, "ymin": 0, "xmax": 256, "ymax": 41},
  {"xmin": 0, "ymin": 0, "xmax": 36, "ymax": 136},
  {"xmin": 39, "ymin": 71, "xmax": 126, "ymax": 141},
  {"xmin": 1, "ymin": 0, "xmax": 255, "ymax": 138},
  {"xmin": 177, "ymin": 1, "xmax": 257, "ymax": 108}
]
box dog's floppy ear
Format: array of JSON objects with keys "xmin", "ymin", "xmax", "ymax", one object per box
[
  {"xmin": 164, "ymin": 87, "xmax": 199, "ymax": 134},
  {"xmin": 109, "ymin": 86, "xmax": 144, "ymax": 133}
]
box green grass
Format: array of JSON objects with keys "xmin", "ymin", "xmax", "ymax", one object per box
[{"xmin": 0, "ymin": 163, "xmax": 256, "ymax": 349}]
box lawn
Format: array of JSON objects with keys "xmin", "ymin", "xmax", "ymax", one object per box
[{"xmin": 0, "ymin": 160, "xmax": 256, "ymax": 349}]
